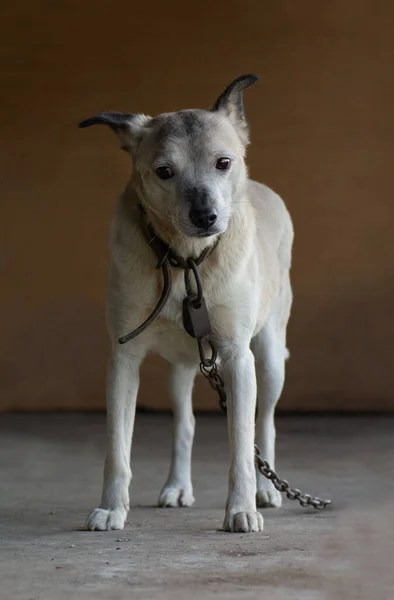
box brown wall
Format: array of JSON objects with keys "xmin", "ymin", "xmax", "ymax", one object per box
[{"xmin": 1, "ymin": 1, "xmax": 394, "ymax": 411}]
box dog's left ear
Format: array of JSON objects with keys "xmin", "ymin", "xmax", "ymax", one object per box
[
  {"xmin": 79, "ymin": 112, "xmax": 151, "ymax": 152},
  {"xmin": 212, "ymin": 74, "xmax": 258, "ymax": 145}
]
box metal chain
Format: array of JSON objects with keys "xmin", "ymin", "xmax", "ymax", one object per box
[
  {"xmin": 197, "ymin": 333, "xmax": 332, "ymax": 511},
  {"xmin": 254, "ymin": 445, "xmax": 331, "ymax": 510},
  {"xmin": 200, "ymin": 360, "xmax": 227, "ymax": 413}
]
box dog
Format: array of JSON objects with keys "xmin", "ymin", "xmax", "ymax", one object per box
[{"xmin": 80, "ymin": 74, "xmax": 293, "ymax": 533}]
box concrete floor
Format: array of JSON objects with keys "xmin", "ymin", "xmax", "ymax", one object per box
[{"xmin": 0, "ymin": 413, "xmax": 393, "ymax": 600}]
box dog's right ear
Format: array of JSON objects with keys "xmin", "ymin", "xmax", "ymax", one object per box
[{"xmin": 79, "ymin": 112, "xmax": 151, "ymax": 152}]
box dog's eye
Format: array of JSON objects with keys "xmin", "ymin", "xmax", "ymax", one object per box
[
  {"xmin": 156, "ymin": 166, "xmax": 174, "ymax": 180},
  {"xmin": 216, "ymin": 157, "xmax": 231, "ymax": 171}
]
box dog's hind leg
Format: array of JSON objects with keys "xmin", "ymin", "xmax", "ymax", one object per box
[
  {"xmin": 251, "ymin": 317, "xmax": 287, "ymax": 508},
  {"xmin": 87, "ymin": 347, "xmax": 143, "ymax": 530},
  {"xmin": 158, "ymin": 362, "xmax": 197, "ymax": 508}
]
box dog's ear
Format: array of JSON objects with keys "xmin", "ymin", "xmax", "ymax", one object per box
[
  {"xmin": 79, "ymin": 112, "xmax": 151, "ymax": 152},
  {"xmin": 211, "ymin": 74, "xmax": 258, "ymax": 145}
]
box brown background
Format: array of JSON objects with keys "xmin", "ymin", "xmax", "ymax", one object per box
[{"xmin": 1, "ymin": 1, "xmax": 393, "ymax": 412}]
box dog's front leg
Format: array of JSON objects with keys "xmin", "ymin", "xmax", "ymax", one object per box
[
  {"xmin": 87, "ymin": 347, "xmax": 143, "ymax": 531},
  {"xmin": 158, "ymin": 363, "xmax": 196, "ymax": 507},
  {"xmin": 221, "ymin": 346, "xmax": 263, "ymax": 533}
]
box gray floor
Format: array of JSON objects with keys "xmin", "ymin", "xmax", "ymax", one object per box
[{"xmin": 0, "ymin": 413, "xmax": 393, "ymax": 600}]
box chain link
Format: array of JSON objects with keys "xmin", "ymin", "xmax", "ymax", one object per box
[{"xmin": 200, "ymin": 361, "xmax": 227, "ymax": 413}]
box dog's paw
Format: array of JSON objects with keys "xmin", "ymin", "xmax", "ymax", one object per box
[
  {"xmin": 158, "ymin": 485, "xmax": 195, "ymax": 508},
  {"xmin": 86, "ymin": 507, "xmax": 127, "ymax": 531},
  {"xmin": 222, "ymin": 510, "xmax": 264, "ymax": 533},
  {"xmin": 256, "ymin": 487, "xmax": 282, "ymax": 508}
]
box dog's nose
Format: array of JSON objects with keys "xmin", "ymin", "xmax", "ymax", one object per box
[{"xmin": 189, "ymin": 208, "xmax": 218, "ymax": 231}]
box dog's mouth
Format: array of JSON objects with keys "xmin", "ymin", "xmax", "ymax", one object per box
[
  {"xmin": 192, "ymin": 229, "xmax": 221, "ymax": 239},
  {"xmin": 179, "ymin": 221, "xmax": 226, "ymax": 239}
]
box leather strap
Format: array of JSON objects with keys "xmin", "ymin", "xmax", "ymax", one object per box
[{"xmin": 118, "ymin": 205, "xmax": 218, "ymax": 345}]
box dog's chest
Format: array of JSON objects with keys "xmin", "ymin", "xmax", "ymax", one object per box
[
  {"xmin": 160, "ymin": 270, "xmax": 190, "ymax": 324},
  {"xmin": 149, "ymin": 269, "xmax": 216, "ymax": 364}
]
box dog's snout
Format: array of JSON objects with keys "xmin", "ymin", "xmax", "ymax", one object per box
[
  {"xmin": 185, "ymin": 186, "xmax": 219, "ymax": 234},
  {"xmin": 189, "ymin": 207, "xmax": 218, "ymax": 231}
]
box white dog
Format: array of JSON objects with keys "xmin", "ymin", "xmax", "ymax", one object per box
[{"xmin": 80, "ymin": 74, "xmax": 293, "ymax": 533}]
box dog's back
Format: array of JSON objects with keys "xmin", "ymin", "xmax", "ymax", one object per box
[
  {"xmin": 249, "ymin": 180, "xmax": 293, "ymax": 269},
  {"xmin": 248, "ymin": 179, "xmax": 293, "ymax": 336}
]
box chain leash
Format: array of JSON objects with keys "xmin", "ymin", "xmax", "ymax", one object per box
[{"xmin": 253, "ymin": 445, "xmax": 331, "ymax": 509}]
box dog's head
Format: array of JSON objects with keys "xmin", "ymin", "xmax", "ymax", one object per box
[{"xmin": 80, "ymin": 75, "xmax": 258, "ymax": 238}]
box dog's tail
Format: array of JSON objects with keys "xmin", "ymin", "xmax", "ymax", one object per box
[{"xmin": 284, "ymin": 348, "xmax": 290, "ymax": 361}]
